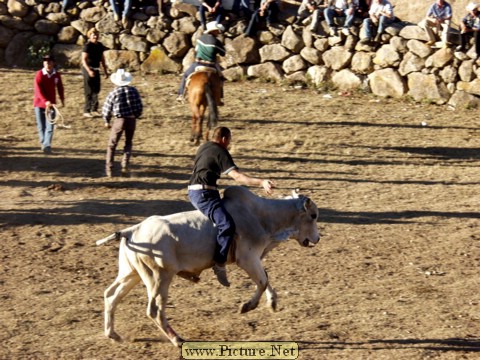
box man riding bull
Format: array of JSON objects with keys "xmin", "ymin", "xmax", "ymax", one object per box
[
  {"xmin": 188, "ymin": 127, "xmax": 275, "ymax": 287},
  {"xmin": 176, "ymin": 21, "xmax": 226, "ymax": 104}
]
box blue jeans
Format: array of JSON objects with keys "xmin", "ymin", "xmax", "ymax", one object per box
[
  {"xmin": 178, "ymin": 61, "xmax": 217, "ymax": 96},
  {"xmin": 62, "ymin": 0, "xmax": 75, "ymax": 12},
  {"xmin": 199, "ymin": 6, "xmax": 224, "ymax": 28},
  {"xmin": 363, "ymin": 15, "xmax": 392, "ymax": 39},
  {"xmin": 110, "ymin": 0, "xmax": 132, "ymax": 18},
  {"xmin": 188, "ymin": 189, "xmax": 236, "ymax": 264},
  {"xmin": 324, "ymin": 8, "xmax": 355, "ymax": 28},
  {"xmin": 35, "ymin": 107, "xmax": 54, "ymax": 150},
  {"xmin": 244, "ymin": 3, "xmax": 279, "ymax": 37}
]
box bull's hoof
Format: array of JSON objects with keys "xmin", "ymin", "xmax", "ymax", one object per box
[
  {"xmin": 240, "ymin": 301, "xmax": 257, "ymax": 314},
  {"xmin": 268, "ymin": 300, "xmax": 277, "ymax": 312},
  {"xmin": 107, "ymin": 331, "xmax": 122, "ymax": 342},
  {"xmin": 171, "ymin": 335, "xmax": 185, "ymax": 348}
]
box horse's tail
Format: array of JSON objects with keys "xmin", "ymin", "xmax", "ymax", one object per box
[{"xmin": 205, "ymin": 81, "xmax": 218, "ymax": 129}]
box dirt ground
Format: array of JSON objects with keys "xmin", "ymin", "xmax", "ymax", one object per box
[{"xmin": 1, "ymin": 67, "xmax": 479, "ymax": 360}]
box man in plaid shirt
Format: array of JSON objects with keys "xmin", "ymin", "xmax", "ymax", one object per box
[{"xmin": 102, "ymin": 69, "xmax": 143, "ymax": 177}]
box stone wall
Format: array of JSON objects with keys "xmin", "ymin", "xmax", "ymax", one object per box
[{"xmin": 1, "ymin": 0, "xmax": 480, "ymax": 108}]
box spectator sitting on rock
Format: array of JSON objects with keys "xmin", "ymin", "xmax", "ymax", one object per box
[
  {"xmin": 456, "ymin": 2, "xmax": 480, "ymax": 57},
  {"xmin": 360, "ymin": 0, "xmax": 393, "ymax": 44},
  {"xmin": 419, "ymin": 0, "xmax": 452, "ymax": 48},
  {"xmin": 324, "ymin": 0, "xmax": 359, "ymax": 37},
  {"xmin": 244, "ymin": 0, "xmax": 280, "ymax": 37},
  {"xmin": 110, "ymin": 0, "xmax": 133, "ymax": 27},
  {"xmin": 357, "ymin": 0, "xmax": 371, "ymax": 18},
  {"xmin": 199, "ymin": 0, "xmax": 225, "ymax": 30},
  {"xmin": 293, "ymin": 0, "xmax": 327, "ymax": 32},
  {"xmin": 232, "ymin": 0, "xmax": 254, "ymax": 21},
  {"xmin": 61, "ymin": 0, "xmax": 75, "ymax": 13}
]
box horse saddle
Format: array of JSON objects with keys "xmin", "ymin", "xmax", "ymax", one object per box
[{"xmin": 185, "ymin": 66, "xmax": 220, "ymax": 93}]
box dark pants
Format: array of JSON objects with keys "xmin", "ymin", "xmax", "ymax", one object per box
[
  {"xmin": 460, "ymin": 31, "xmax": 480, "ymax": 56},
  {"xmin": 188, "ymin": 189, "xmax": 236, "ymax": 264},
  {"xmin": 106, "ymin": 116, "xmax": 136, "ymax": 171},
  {"xmin": 199, "ymin": 6, "xmax": 224, "ymax": 28},
  {"xmin": 244, "ymin": 3, "xmax": 279, "ymax": 37},
  {"xmin": 82, "ymin": 67, "xmax": 101, "ymax": 113}
]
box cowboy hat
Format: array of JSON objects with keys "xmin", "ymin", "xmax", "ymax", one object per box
[
  {"xmin": 466, "ymin": 2, "xmax": 479, "ymax": 11},
  {"xmin": 110, "ymin": 69, "xmax": 132, "ymax": 86},
  {"xmin": 205, "ymin": 21, "xmax": 225, "ymax": 34}
]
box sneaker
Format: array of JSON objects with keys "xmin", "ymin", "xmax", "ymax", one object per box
[
  {"xmin": 212, "ymin": 263, "xmax": 230, "ymax": 287},
  {"xmin": 341, "ymin": 27, "xmax": 349, "ymax": 36},
  {"xmin": 121, "ymin": 166, "xmax": 130, "ymax": 177},
  {"xmin": 426, "ymin": 40, "xmax": 435, "ymax": 46},
  {"xmin": 360, "ymin": 37, "xmax": 371, "ymax": 45},
  {"xmin": 329, "ymin": 27, "xmax": 337, "ymax": 36},
  {"xmin": 374, "ymin": 34, "xmax": 381, "ymax": 43},
  {"xmin": 105, "ymin": 169, "xmax": 112, "ymax": 178},
  {"xmin": 114, "ymin": 14, "xmax": 120, "ymax": 22},
  {"xmin": 91, "ymin": 111, "xmax": 101, "ymax": 117},
  {"xmin": 455, "ymin": 45, "xmax": 464, "ymax": 52},
  {"xmin": 83, "ymin": 112, "xmax": 93, "ymax": 118},
  {"xmin": 43, "ymin": 146, "xmax": 52, "ymax": 154},
  {"xmin": 176, "ymin": 95, "xmax": 185, "ymax": 103}
]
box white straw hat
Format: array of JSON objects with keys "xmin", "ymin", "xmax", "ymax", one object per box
[
  {"xmin": 205, "ymin": 21, "xmax": 225, "ymax": 34},
  {"xmin": 110, "ymin": 69, "xmax": 132, "ymax": 86},
  {"xmin": 466, "ymin": 2, "xmax": 479, "ymax": 11}
]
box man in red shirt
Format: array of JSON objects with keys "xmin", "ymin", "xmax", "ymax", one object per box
[{"xmin": 33, "ymin": 54, "xmax": 65, "ymax": 154}]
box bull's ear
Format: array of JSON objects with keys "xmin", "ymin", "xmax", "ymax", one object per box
[{"xmin": 303, "ymin": 198, "xmax": 311, "ymax": 211}]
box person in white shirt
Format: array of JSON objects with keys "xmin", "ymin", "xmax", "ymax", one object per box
[
  {"xmin": 324, "ymin": 0, "xmax": 359, "ymax": 36},
  {"xmin": 419, "ymin": 0, "xmax": 452, "ymax": 47},
  {"xmin": 360, "ymin": 0, "xmax": 394, "ymax": 44}
]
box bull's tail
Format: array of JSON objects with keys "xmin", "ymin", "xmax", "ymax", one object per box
[
  {"xmin": 205, "ymin": 82, "xmax": 218, "ymax": 129},
  {"xmin": 96, "ymin": 223, "xmax": 141, "ymax": 246}
]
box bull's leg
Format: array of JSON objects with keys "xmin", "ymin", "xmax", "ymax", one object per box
[
  {"xmin": 236, "ymin": 256, "xmax": 268, "ymax": 314},
  {"xmin": 265, "ymin": 283, "xmax": 278, "ymax": 312},
  {"xmin": 104, "ymin": 272, "xmax": 141, "ymax": 341},
  {"xmin": 144, "ymin": 270, "xmax": 184, "ymax": 347}
]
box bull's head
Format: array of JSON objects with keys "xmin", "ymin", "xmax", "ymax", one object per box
[{"xmin": 295, "ymin": 196, "xmax": 320, "ymax": 247}]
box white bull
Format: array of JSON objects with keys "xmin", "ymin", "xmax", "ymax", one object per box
[{"xmin": 96, "ymin": 186, "xmax": 320, "ymax": 347}]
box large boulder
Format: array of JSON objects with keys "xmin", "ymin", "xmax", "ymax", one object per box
[
  {"xmin": 140, "ymin": 46, "xmax": 182, "ymax": 73},
  {"xmin": 368, "ymin": 68, "xmax": 406, "ymax": 98},
  {"xmin": 407, "ymin": 72, "xmax": 450, "ymax": 104},
  {"xmin": 247, "ymin": 62, "xmax": 284, "ymax": 82}
]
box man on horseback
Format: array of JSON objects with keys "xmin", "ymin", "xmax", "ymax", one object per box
[
  {"xmin": 188, "ymin": 127, "xmax": 275, "ymax": 287},
  {"xmin": 177, "ymin": 21, "xmax": 226, "ymax": 103}
]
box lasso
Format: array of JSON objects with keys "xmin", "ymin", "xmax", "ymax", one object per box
[{"xmin": 45, "ymin": 104, "xmax": 71, "ymax": 129}]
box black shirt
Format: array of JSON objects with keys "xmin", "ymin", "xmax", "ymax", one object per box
[
  {"xmin": 82, "ymin": 41, "xmax": 105, "ymax": 68},
  {"xmin": 189, "ymin": 142, "xmax": 237, "ymax": 186}
]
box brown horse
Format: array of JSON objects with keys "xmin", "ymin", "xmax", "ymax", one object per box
[{"xmin": 186, "ymin": 68, "xmax": 222, "ymax": 145}]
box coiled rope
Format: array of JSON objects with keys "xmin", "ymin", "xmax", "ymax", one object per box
[{"xmin": 45, "ymin": 104, "xmax": 71, "ymax": 129}]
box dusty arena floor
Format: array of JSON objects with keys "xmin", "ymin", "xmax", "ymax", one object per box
[{"xmin": 1, "ymin": 68, "xmax": 479, "ymax": 359}]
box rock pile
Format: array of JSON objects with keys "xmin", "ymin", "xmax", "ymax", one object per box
[{"xmin": 1, "ymin": 0, "xmax": 480, "ymax": 107}]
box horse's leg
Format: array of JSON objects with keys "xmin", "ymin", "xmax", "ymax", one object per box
[
  {"xmin": 236, "ymin": 255, "xmax": 268, "ymax": 313},
  {"xmin": 104, "ymin": 271, "xmax": 141, "ymax": 341},
  {"xmin": 144, "ymin": 268, "xmax": 183, "ymax": 347},
  {"xmin": 196, "ymin": 104, "xmax": 206, "ymax": 145}
]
